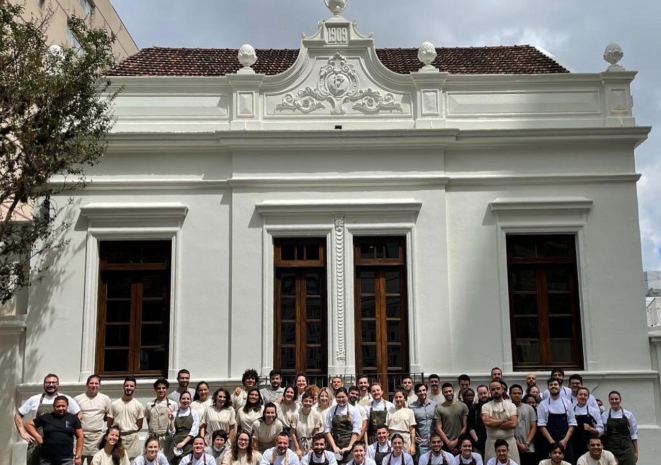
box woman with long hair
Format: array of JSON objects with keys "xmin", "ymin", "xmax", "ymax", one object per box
[
  {"xmin": 236, "ymin": 389, "xmax": 264, "ymax": 435},
  {"xmin": 191, "ymin": 383, "xmax": 212, "ymax": 417},
  {"xmin": 454, "ymin": 436, "xmax": 482, "ymax": 465},
  {"xmin": 292, "ymin": 391, "xmax": 323, "ymax": 458},
  {"xmin": 169, "ymin": 392, "xmax": 200, "ymax": 464},
  {"xmin": 601, "ymin": 391, "xmax": 638, "ymax": 465},
  {"xmin": 313, "ymin": 388, "xmax": 333, "ymax": 426},
  {"xmin": 93, "ymin": 425, "xmax": 130, "ymax": 465},
  {"xmin": 130, "ymin": 435, "xmax": 169, "ymax": 465},
  {"xmin": 324, "ymin": 387, "xmax": 362, "ymax": 464},
  {"xmin": 385, "ymin": 390, "xmax": 416, "ymax": 455},
  {"xmin": 381, "ymin": 434, "xmax": 413, "ymax": 465},
  {"xmin": 251, "ymin": 402, "xmax": 283, "ymax": 452},
  {"xmin": 222, "ymin": 431, "xmax": 261, "ymax": 465},
  {"xmin": 276, "ymin": 386, "xmax": 299, "ymax": 430},
  {"xmin": 295, "ymin": 375, "xmax": 308, "ymax": 404},
  {"xmin": 201, "ymin": 389, "xmax": 236, "ymax": 445}
]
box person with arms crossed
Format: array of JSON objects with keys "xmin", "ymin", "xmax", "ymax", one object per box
[
  {"xmin": 16, "ymin": 374, "xmax": 81, "ymax": 465},
  {"xmin": 467, "ymin": 385, "xmax": 489, "ymax": 455},
  {"xmin": 434, "ymin": 383, "xmax": 468, "ymax": 455},
  {"xmin": 92, "ymin": 425, "xmax": 130, "ymax": 465},
  {"xmin": 485, "ymin": 440, "xmax": 517, "ymax": 465},
  {"xmin": 146, "ymin": 379, "xmax": 178, "ymax": 454},
  {"xmin": 536, "ymin": 379, "xmax": 576, "ymax": 464},
  {"xmin": 107, "ymin": 377, "xmax": 145, "ymax": 461},
  {"xmin": 169, "ymin": 370, "xmax": 195, "ymax": 403},
  {"xmin": 417, "ymin": 433, "xmax": 457, "ymax": 465},
  {"xmin": 409, "ymin": 383, "xmax": 437, "ymax": 458},
  {"xmin": 481, "ymin": 381, "xmax": 519, "ymax": 465},
  {"xmin": 23, "ymin": 396, "xmax": 84, "ymax": 465},
  {"xmin": 508, "ymin": 385, "xmax": 536, "ymax": 465},
  {"xmin": 576, "ymin": 437, "xmax": 617, "ymax": 465},
  {"xmin": 300, "ymin": 433, "xmax": 338, "ymax": 465},
  {"xmin": 260, "ymin": 432, "xmax": 300, "ymax": 465},
  {"xmin": 75, "ymin": 375, "xmax": 112, "ymax": 464}
]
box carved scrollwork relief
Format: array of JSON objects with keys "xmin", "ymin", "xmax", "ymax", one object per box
[
  {"xmin": 275, "ymin": 53, "xmax": 403, "ymax": 115},
  {"xmin": 334, "ymin": 214, "xmax": 346, "ymax": 362}
]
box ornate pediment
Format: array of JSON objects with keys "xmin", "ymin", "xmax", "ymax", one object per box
[{"xmin": 275, "ymin": 53, "xmax": 404, "ymax": 116}]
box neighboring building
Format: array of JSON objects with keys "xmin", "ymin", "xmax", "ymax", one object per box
[
  {"xmin": 4, "ymin": 1, "xmax": 661, "ymax": 464},
  {"xmin": 647, "ymin": 271, "xmax": 661, "ymax": 326},
  {"xmin": 9, "ymin": 0, "xmax": 138, "ymax": 59}
]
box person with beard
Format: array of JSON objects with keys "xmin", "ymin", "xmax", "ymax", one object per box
[
  {"xmin": 107, "ymin": 378, "xmax": 145, "ymax": 461},
  {"xmin": 260, "ymin": 371, "xmax": 284, "ymax": 405},
  {"xmin": 467, "ymin": 385, "xmax": 488, "ymax": 455},
  {"xmin": 481, "ymin": 382, "xmax": 519, "ymax": 465},
  {"xmin": 300, "ymin": 434, "xmax": 338, "ymax": 465},
  {"xmin": 367, "ymin": 426, "xmax": 392, "ymax": 465},
  {"xmin": 357, "ymin": 376, "xmax": 373, "ymax": 407},
  {"xmin": 146, "ymin": 379, "xmax": 178, "ymax": 454},
  {"xmin": 205, "ymin": 430, "xmax": 229, "ymax": 464},
  {"xmin": 16, "ymin": 374, "xmax": 81, "ymax": 465},
  {"xmin": 364, "ymin": 384, "xmax": 395, "ymax": 446},
  {"xmin": 93, "ymin": 426, "xmax": 130, "ymax": 465},
  {"xmin": 409, "ymin": 384, "xmax": 437, "ymax": 458},
  {"xmin": 417, "ymin": 433, "xmax": 457, "ymax": 465},
  {"xmin": 541, "ymin": 371, "xmax": 571, "ymax": 402},
  {"xmin": 233, "ymin": 370, "xmax": 260, "ymax": 410},
  {"xmin": 401, "ymin": 378, "xmax": 417, "ymax": 407},
  {"xmin": 490, "ymin": 370, "xmax": 503, "ymax": 384},
  {"xmin": 427, "ymin": 376, "xmax": 443, "ymax": 404},
  {"xmin": 179, "ymin": 436, "xmax": 216, "ymax": 465},
  {"xmin": 571, "ymin": 387, "xmax": 603, "ymax": 462},
  {"xmin": 457, "ymin": 376, "xmax": 471, "ymax": 402},
  {"xmin": 347, "ymin": 443, "xmax": 376, "ymax": 465},
  {"xmin": 508, "ymin": 386, "xmax": 536, "ymax": 465},
  {"xmin": 536, "ymin": 379, "xmax": 576, "ymax": 464},
  {"xmin": 75, "ymin": 375, "xmax": 112, "ymax": 464},
  {"xmin": 524, "ymin": 376, "xmax": 536, "ymax": 396},
  {"xmin": 169, "ymin": 370, "xmax": 195, "ymax": 403},
  {"xmin": 576, "ymin": 437, "xmax": 617, "ymax": 465},
  {"xmin": 485, "ymin": 440, "xmax": 518, "ymax": 465},
  {"xmin": 23, "ymin": 396, "xmax": 84, "ymax": 465},
  {"xmin": 538, "ymin": 443, "xmax": 570, "ymax": 465},
  {"xmin": 434, "ymin": 384, "xmax": 468, "ymax": 455},
  {"xmin": 331, "ymin": 377, "xmax": 345, "ymax": 401},
  {"xmin": 348, "ymin": 386, "xmax": 368, "ymax": 445},
  {"xmin": 260, "ymin": 432, "xmax": 300, "ymax": 465}
]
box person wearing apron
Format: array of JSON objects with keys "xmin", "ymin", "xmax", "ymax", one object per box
[
  {"xmin": 179, "ymin": 436, "xmax": 216, "ymax": 465},
  {"xmin": 380, "ymin": 435, "xmax": 414, "ymax": 465},
  {"xmin": 147, "ymin": 379, "xmax": 178, "ymax": 455},
  {"xmin": 293, "ymin": 393, "xmax": 323, "ymax": 458},
  {"xmin": 16, "ymin": 374, "xmax": 82, "ymax": 465},
  {"xmin": 601, "ymin": 391, "xmax": 637, "ymax": 465},
  {"xmin": 75, "ymin": 375, "xmax": 112, "ymax": 465},
  {"xmin": 537, "ymin": 380, "xmax": 576, "ymax": 465},
  {"xmin": 365, "ymin": 384, "xmax": 394, "ymax": 445},
  {"xmin": 324, "ymin": 388, "xmax": 361, "ymax": 465},
  {"xmin": 367, "ymin": 425, "xmax": 392, "ymax": 465},
  {"xmin": 169, "ymin": 392, "xmax": 200, "ymax": 465},
  {"xmin": 300, "ymin": 434, "xmax": 337, "ymax": 465},
  {"xmin": 417, "ymin": 434, "xmax": 455, "ymax": 465},
  {"xmin": 571, "ymin": 387, "xmax": 603, "ymax": 461}
]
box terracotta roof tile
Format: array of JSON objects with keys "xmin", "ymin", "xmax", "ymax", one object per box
[{"xmin": 109, "ymin": 45, "xmax": 568, "ymax": 77}]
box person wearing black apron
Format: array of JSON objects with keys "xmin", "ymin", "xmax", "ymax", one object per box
[
  {"xmin": 601, "ymin": 391, "xmax": 637, "ymax": 465},
  {"xmin": 170, "ymin": 392, "xmax": 200, "ymax": 465},
  {"xmin": 571, "ymin": 388, "xmax": 603, "ymax": 461},
  {"xmin": 417, "ymin": 434, "xmax": 454, "ymax": 465},
  {"xmin": 366, "ymin": 384, "xmax": 394, "ymax": 445},
  {"xmin": 347, "ymin": 443, "xmax": 374, "ymax": 465},
  {"xmin": 300, "ymin": 434, "xmax": 337, "ymax": 465},
  {"xmin": 537, "ymin": 380, "xmax": 576, "ymax": 465},
  {"xmin": 380, "ymin": 435, "xmax": 413, "ymax": 465},
  {"xmin": 325, "ymin": 388, "xmax": 360, "ymax": 464},
  {"xmin": 367, "ymin": 425, "xmax": 392, "ymax": 465}
]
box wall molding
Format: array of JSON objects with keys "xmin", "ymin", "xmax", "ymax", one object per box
[{"xmin": 256, "ymin": 199, "xmax": 422, "ymax": 216}]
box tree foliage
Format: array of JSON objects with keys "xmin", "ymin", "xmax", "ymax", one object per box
[{"xmin": 0, "ymin": 3, "xmax": 119, "ymax": 302}]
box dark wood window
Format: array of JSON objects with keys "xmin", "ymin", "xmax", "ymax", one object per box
[
  {"xmin": 274, "ymin": 239, "xmax": 327, "ymax": 386},
  {"xmin": 96, "ymin": 241, "xmax": 171, "ymax": 377},
  {"xmin": 354, "ymin": 237, "xmax": 409, "ymax": 395},
  {"xmin": 507, "ymin": 235, "xmax": 583, "ymax": 370}
]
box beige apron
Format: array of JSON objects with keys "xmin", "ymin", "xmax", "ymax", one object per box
[{"xmin": 149, "ymin": 398, "xmax": 174, "ymax": 454}]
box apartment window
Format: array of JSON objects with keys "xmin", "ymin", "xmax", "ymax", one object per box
[
  {"xmin": 95, "ymin": 241, "xmax": 171, "ymax": 377},
  {"xmin": 79, "ymin": 0, "xmax": 93, "ymax": 16},
  {"xmin": 507, "ymin": 235, "xmax": 583, "ymax": 370},
  {"xmin": 354, "ymin": 237, "xmax": 409, "ymax": 395},
  {"xmin": 65, "ymin": 24, "xmax": 82, "ymax": 50},
  {"xmin": 274, "ymin": 238, "xmax": 327, "ymax": 386}
]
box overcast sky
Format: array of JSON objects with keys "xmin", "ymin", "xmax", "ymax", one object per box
[{"xmin": 113, "ymin": 0, "xmax": 661, "ymax": 271}]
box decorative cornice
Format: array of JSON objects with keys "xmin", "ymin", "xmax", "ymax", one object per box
[
  {"xmin": 489, "ymin": 197, "xmax": 593, "ymax": 214},
  {"xmin": 449, "ymin": 173, "xmax": 641, "ymax": 187},
  {"xmin": 0, "ymin": 315, "xmax": 27, "ymax": 334},
  {"xmin": 256, "ymin": 199, "xmax": 422, "ymax": 217},
  {"xmin": 79, "ymin": 203, "xmax": 189, "ymax": 220}
]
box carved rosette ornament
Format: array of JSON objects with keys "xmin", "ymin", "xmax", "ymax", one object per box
[
  {"xmin": 603, "ymin": 43, "xmax": 625, "ymax": 71},
  {"xmin": 334, "ymin": 215, "xmax": 346, "ymax": 362},
  {"xmin": 276, "ymin": 53, "xmax": 403, "ymax": 115},
  {"xmin": 418, "ymin": 42, "xmax": 438, "ymax": 71},
  {"xmin": 237, "ymin": 44, "xmax": 257, "ymax": 73},
  {"xmin": 325, "ymin": 0, "xmax": 348, "ymax": 16}
]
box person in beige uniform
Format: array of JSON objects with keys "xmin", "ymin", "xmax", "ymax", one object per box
[
  {"xmin": 237, "ymin": 389, "xmax": 264, "ymax": 434},
  {"xmin": 75, "ymin": 375, "xmax": 112, "ymax": 464},
  {"xmin": 577, "ymin": 437, "xmax": 617, "ymax": 465},
  {"xmin": 292, "ymin": 392, "xmax": 323, "ymax": 458},
  {"xmin": 276, "ymin": 386, "xmax": 299, "ymax": 430},
  {"xmin": 481, "ymin": 381, "xmax": 519, "ymax": 465},
  {"xmin": 191, "ymin": 382, "xmax": 213, "ymax": 418},
  {"xmin": 202, "ymin": 388, "xmax": 237, "ymax": 445},
  {"xmin": 107, "ymin": 377, "xmax": 145, "ymax": 460},
  {"xmin": 223, "ymin": 431, "xmax": 262, "ymax": 465},
  {"xmin": 385, "ymin": 390, "xmax": 416, "ymax": 455},
  {"xmin": 145, "ymin": 378, "xmax": 178, "ymax": 454},
  {"xmin": 252, "ymin": 403, "xmax": 284, "ymax": 453},
  {"xmin": 91, "ymin": 426, "xmax": 130, "ymax": 465},
  {"xmin": 232, "ymin": 370, "xmax": 260, "ymax": 411}
]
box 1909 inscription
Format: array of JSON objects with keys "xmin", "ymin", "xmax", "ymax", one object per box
[{"xmin": 327, "ymin": 27, "xmax": 348, "ymax": 44}]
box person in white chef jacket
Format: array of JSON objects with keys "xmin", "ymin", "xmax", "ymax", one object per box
[
  {"xmin": 300, "ymin": 434, "xmax": 338, "ymax": 465},
  {"xmin": 260, "ymin": 433, "xmax": 300, "ymax": 465}
]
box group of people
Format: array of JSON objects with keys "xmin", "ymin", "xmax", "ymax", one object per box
[{"xmin": 14, "ymin": 367, "xmax": 639, "ymax": 465}]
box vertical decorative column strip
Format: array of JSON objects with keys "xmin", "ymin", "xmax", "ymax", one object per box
[{"xmin": 334, "ymin": 215, "xmax": 346, "ymax": 362}]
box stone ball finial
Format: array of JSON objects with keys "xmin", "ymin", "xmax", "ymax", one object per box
[
  {"xmin": 418, "ymin": 42, "xmax": 438, "ymax": 71},
  {"xmin": 325, "ymin": 0, "xmax": 348, "ymax": 16},
  {"xmin": 603, "ymin": 43, "xmax": 625, "ymax": 71},
  {"xmin": 238, "ymin": 44, "xmax": 257, "ymax": 72}
]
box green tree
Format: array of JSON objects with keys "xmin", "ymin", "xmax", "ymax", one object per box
[{"xmin": 0, "ymin": 3, "xmax": 119, "ymax": 302}]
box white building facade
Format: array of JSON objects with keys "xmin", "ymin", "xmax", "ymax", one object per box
[{"xmin": 4, "ymin": 2, "xmax": 661, "ymax": 464}]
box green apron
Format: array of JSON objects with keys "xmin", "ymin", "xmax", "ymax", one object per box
[
  {"xmin": 331, "ymin": 406, "xmax": 354, "ymax": 465},
  {"xmin": 170, "ymin": 412, "xmax": 194, "ymax": 465},
  {"xmin": 27, "ymin": 395, "xmax": 53, "ymax": 465},
  {"xmin": 373, "ymin": 443, "xmax": 392, "ymax": 465},
  {"xmin": 367, "ymin": 402, "xmax": 388, "ymax": 445},
  {"xmin": 604, "ymin": 409, "xmax": 636, "ymax": 465}
]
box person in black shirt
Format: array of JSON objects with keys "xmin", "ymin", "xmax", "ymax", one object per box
[
  {"xmin": 24, "ymin": 396, "xmax": 83, "ymax": 465},
  {"xmin": 467, "ymin": 385, "xmax": 488, "ymax": 455}
]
